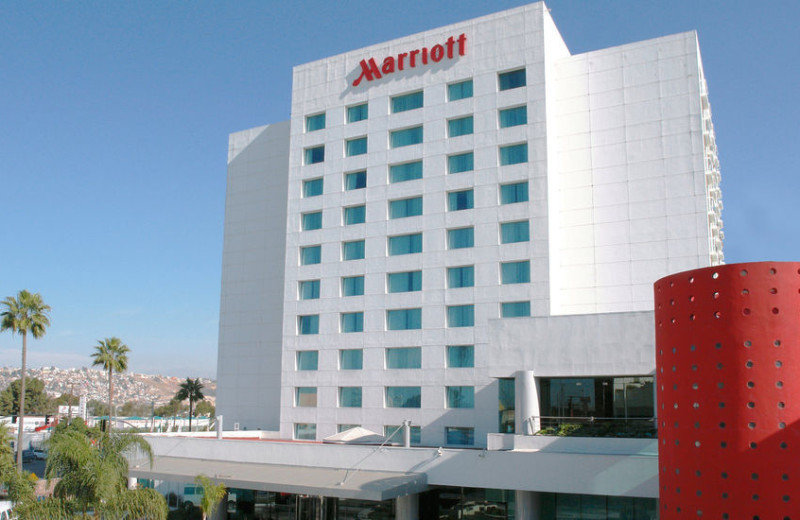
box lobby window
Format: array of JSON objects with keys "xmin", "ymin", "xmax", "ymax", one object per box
[
  {"xmin": 501, "ymin": 260, "xmax": 530, "ymax": 284},
  {"xmin": 302, "ymin": 178, "xmax": 323, "ymax": 198},
  {"xmin": 304, "ymin": 145, "xmax": 324, "ymax": 165},
  {"xmin": 445, "ymin": 426, "xmax": 474, "ymax": 446},
  {"xmin": 298, "ymin": 315, "xmax": 319, "ymax": 335},
  {"xmin": 447, "ymin": 345, "xmax": 474, "ymax": 368},
  {"xmin": 305, "ymin": 113, "xmax": 325, "ymax": 132},
  {"xmin": 300, "ymin": 245, "xmax": 321, "ymax": 265},
  {"xmin": 296, "ymin": 351, "xmax": 318, "ymax": 371},
  {"xmin": 448, "ymin": 227, "xmax": 474, "ymax": 249},
  {"xmin": 302, "ymin": 211, "xmax": 322, "ymax": 231},
  {"xmin": 344, "ymin": 205, "xmax": 366, "ymax": 225},
  {"xmin": 342, "ymin": 240, "xmax": 365, "ymax": 261},
  {"xmin": 386, "ymin": 347, "xmax": 421, "ymax": 369},
  {"xmin": 295, "ymin": 387, "xmax": 317, "ymax": 407},
  {"xmin": 388, "ymin": 233, "xmax": 422, "ymax": 255},
  {"xmin": 345, "ymin": 136, "xmax": 367, "ymax": 157},
  {"xmin": 341, "ymin": 275, "xmax": 364, "ymax": 297},
  {"xmin": 448, "ymin": 116, "xmax": 474, "ymax": 137},
  {"xmin": 500, "ymin": 143, "xmax": 528, "ymax": 165},
  {"xmin": 387, "ymin": 271, "xmax": 422, "ymax": 293},
  {"xmin": 390, "ymin": 126, "xmax": 423, "ymax": 148},
  {"xmin": 385, "ymin": 386, "xmax": 421, "ymax": 408},
  {"xmin": 294, "ymin": 423, "xmax": 316, "ymax": 440},
  {"xmin": 386, "ymin": 308, "xmax": 422, "ymax": 330},
  {"xmin": 347, "ymin": 103, "xmax": 368, "ymax": 123},
  {"xmin": 338, "ymin": 424, "xmax": 360, "ymax": 432},
  {"xmin": 340, "ymin": 349, "xmax": 363, "ymax": 370},
  {"xmin": 539, "ymin": 376, "xmax": 655, "ymax": 424},
  {"xmin": 448, "ymin": 152, "xmax": 474, "ymax": 174},
  {"xmin": 500, "ymin": 181, "xmax": 529, "ymax": 204},
  {"xmin": 341, "ymin": 312, "xmax": 364, "ymax": 333},
  {"xmin": 391, "ymin": 91, "xmax": 423, "ymax": 113},
  {"xmin": 499, "ymin": 105, "xmax": 527, "ymax": 128},
  {"xmin": 448, "ymin": 79, "xmax": 473, "ymax": 101},
  {"xmin": 502, "ymin": 301, "xmax": 530, "ymax": 318},
  {"xmin": 447, "ymin": 305, "xmax": 474, "ymax": 328},
  {"xmin": 345, "ymin": 170, "xmax": 367, "ymax": 190},
  {"xmin": 339, "ymin": 387, "xmax": 362, "ymax": 408},
  {"xmin": 385, "ymin": 425, "xmax": 421, "ymax": 445},
  {"xmin": 389, "ymin": 161, "xmax": 423, "ymax": 183},
  {"xmin": 446, "ymin": 386, "xmax": 475, "ymax": 408},
  {"xmin": 389, "ymin": 196, "xmax": 423, "ymax": 219},
  {"xmin": 498, "ymin": 68, "xmax": 526, "ymax": 91},
  {"xmin": 448, "ymin": 189, "xmax": 473, "ymax": 211},
  {"xmin": 298, "ymin": 279, "xmax": 320, "ymax": 300},
  {"xmin": 447, "ymin": 266, "xmax": 474, "ymax": 288},
  {"xmin": 500, "ymin": 221, "xmax": 530, "ymax": 243}
]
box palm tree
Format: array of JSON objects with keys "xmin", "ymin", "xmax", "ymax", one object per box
[
  {"xmin": 1, "ymin": 289, "xmax": 51, "ymax": 472},
  {"xmin": 91, "ymin": 337, "xmax": 130, "ymax": 433},
  {"xmin": 195, "ymin": 474, "xmax": 226, "ymax": 520},
  {"xmin": 175, "ymin": 378, "xmax": 205, "ymax": 431}
]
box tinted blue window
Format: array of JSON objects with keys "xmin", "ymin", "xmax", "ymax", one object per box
[
  {"xmin": 340, "ymin": 349, "xmax": 363, "ymax": 370},
  {"xmin": 391, "ymin": 91, "xmax": 423, "ymax": 113},
  {"xmin": 499, "ymin": 69, "xmax": 526, "ymax": 91},
  {"xmin": 346, "ymin": 137, "xmax": 367, "ymax": 156},
  {"xmin": 298, "ymin": 315, "xmax": 319, "ymax": 335},
  {"xmin": 385, "ymin": 425, "xmax": 421, "ymax": 445},
  {"xmin": 304, "ymin": 146, "xmax": 324, "ymax": 164},
  {"xmin": 499, "ymin": 106, "xmax": 527, "ymax": 128},
  {"xmin": 390, "ymin": 126, "xmax": 423, "ymax": 148},
  {"xmin": 445, "ymin": 426, "xmax": 474, "ymax": 445},
  {"xmin": 299, "ymin": 280, "xmax": 320, "ymax": 300},
  {"xmin": 501, "ymin": 261, "xmax": 530, "ymax": 284},
  {"xmin": 344, "ymin": 205, "xmax": 366, "ymax": 225},
  {"xmin": 300, "ymin": 245, "xmax": 321, "ymax": 265},
  {"xmin": 387, "ymin": 271, "xmax": 422, "ymax": 293},
  {"xmin": 386, "ymin": 347, "xmax": 421, "ymax": 369},
  {"xmin": 306, "ymin": 113, "xmax": 325, "ymax": 132},
  {"xmin": 448, "ymin": 80, "xmax": 473, "ymax": 101},
  {"xmin": 500, "ymin": 181, "xmax": 529, "ymax": 204},
  {"xmin": 386, "ymin": 308, "xmax": 422, "ymax": 330},
  {"xmin": 446, "ymin": 386, "xmax": 474, "ymax": 408},
  {"xmin": 345, "ymin": 171, "xmax": 367, "ymax": 190},
  {"xmin": 447, "ymin": 345, "xmax": 474, "ymax": 368},
  {"xmin": 448, "ymin": 190, "xmax": 473, "ymax": 211},
  {"xmin": 302, "ymin": 211, "xmax": 322, "ymax": 231},
  {"xmin": 500, "ymin": 143, "xmax": 528, "ymax": 165},
  {"xmin": 448, "ymin": 227, "xmax": 474, "ymax": 249},
  {"xmin": 341, "ymin": 312, "xmax": 364, "ymax": 333},
  {"xmin": 303, "ymin": 178, "xmax": 323, "ymax": 197},
  {"xmin": 448, "ymin": 116, "xmax": 474, "ymax": 137},
  {"xmin": 341, "ymin": 276, "xmax": 364, "ymax": 296},
  {"xmin": 447, "ymin": 305, "xmax": 474, "ymax": 327},
  {"xmin": 389, "ymin": 161, "xmax": 423, "ymax": 183},
  {"xmin": 389, "ymin": 197, "xmax": 423, "ymax": 219},
  {"xmin": 388, "ymin": 233, "xmax": 422, "ymax": 255},
  {"xmin": 502, "ymin": 301, "xmax": 531, "ymax": 318},
  {"xmin": 347, "ymin": 103, "xmax": 368, "ymax": 123},
  {"xmin": 447, "ymin": 266, "xmax": 474, "ymax": 288},
  {"xmin": 294, "ymin": 423, "xmax": 316, "ymax": 440},
  {"xmin": 342, "ymin": 240, "xmax": 365, "ymax": 260},
  {"xmin": 500, "ymin": 221, "xmax": 530, "ymax": 243},
  {"xmin": 339, "ymin": 387, "xmax": 362, "ymax": 408},
  {"xmin": 386, "ymin": 387, "xmax": 421, "ymax": 408},
  {"xmin": 448, "ymin": 152, "xmax": 474, "ymax": 174},
  {"xmin": 296, "ymin": 351, "xmax": 318, "ymax": 371},
  {"xmin": 296, "ymin": 388, "xmax": 317, "ymax": 407}
]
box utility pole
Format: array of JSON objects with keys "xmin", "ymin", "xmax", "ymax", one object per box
[{"xmin": 68, "ymin": 382, "xmax": 74, "ymax": 425}]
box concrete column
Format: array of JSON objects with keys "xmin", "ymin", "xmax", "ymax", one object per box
[
  {"xmin": 216, "ymin": 415, "xmax": 224, "ymax": 439},
  {"xmin": 514, "ymin": 371, "xmax": 540, "ymax": 435},
  {"xmin": 515, "ymin": 490, "xmax": 541, "ymax": 520},
  {"xmin": 395, "ymin": 493, "xmax": 419, "ymax": 520},
  {"xmin": 403, "ymin": 420, "xmax": 411, "ymax": 448}
]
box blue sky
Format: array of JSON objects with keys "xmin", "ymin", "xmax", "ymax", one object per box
[{"xmin": 1, "ymin": 1, "xmax": 798, "ymax": 378}]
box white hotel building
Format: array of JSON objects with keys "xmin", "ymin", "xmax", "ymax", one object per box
[{"xmin": 135, "ymin": 3, "xmax": 723, "ymax": 518}]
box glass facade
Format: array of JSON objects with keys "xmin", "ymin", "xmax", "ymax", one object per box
[
  {"xmin": 500, "ymin": 181, "xmax": 529, "ymax": 204},
  {"xmin": 385, "ymin": 425, "xmax": 421, "ymax": 445},
  {"xmin": 448, "ymin": 189, "xmax": 473, "ymax": 211},
  {"xmin": 302, "ymin": 211, "xmax": 322, "ymax": 231},
  {"xmin": 447, "ymin": 266, "xmax": 474, "ymax": 288},
  {"xmin": 342, "ymin": 240, "xmax": 365, "ymax": 260},
  {"xmin": 447, "ymin": 305, "xmax": 474, "ymax": 327},
  {"xmin": 447, "ymin": 345, "xmax": 474, "ymax": 368},
  {"xmin": 498, "ymin": 68, "xmax": 526, "ymax": 90},
  {"xmin": 448, "ymin": 227, "xmax": 474, "ymax": 249},
  {"xmin": 385, "ymin": 386, "xmax": 421, "ymax": 408},
  {"xmin": 445, "ymin": 426, "xmax": 474, "ymax": 445},
  {"xmin": 304, "ymin": 145, "xmax": 324, "ymax": 164},
  {"xmin": 386, "ymin": 308, "xmax": 422, "ymax": 330},
  {"xmin": 302, "ymin": 177, "xmax": 323, "ymax": 197},
  {"xmin": 448, "ymin": 116, "xmax": 474, "ymax": 137},
  {"xmin": 345, "ymin": 136, "xmax": 367, "ymax": 156},
  {"xmin": 296, "ymin": 351, "xmax": 318, "ymax": 371},
  {"xmin": 300, "ymin": 245, "xmax": 321, "ymax": 265},
  {"xmin": 344, "ymin": 170, "xmax": 367, "ymax": 190},
  {"xmin": 448, "ymin": 152, "xmax": 474, "ymax": 174},
  {"xmin": 386, "ymin": 347, "xmax": 421, "ymax": 369},
  {"xmin": 390, "ymin": 126, "xmax": 423, "ymax": 148},
  {"xmin": 387, "ymin": 271, "xmax": 422, "ymax": 293},
  {"xmin": 389, "ymin": 161, "xmax": 423, "ymax": 183},
  {"xmin": 343, "ymin": 205, "xmax": 366, "ymax": 225},
  {"xmin": 448, "ymin": 79, "xmax": 473, "ymax": 101},
  {"xmin": 498, "ymin": 378, "xmax": 515, "ymax": 433},
  {"xmin": 298, "ymin": 315, "xmax": 319, "ymax": 335},
  {"xmin": 295, "ymin": 387, "xmax": 317, "ymax": 407},
  {"xmin": 340, "ymin": 311, "xmax": 364, "ymax": 333},
  {"xmin": 499, "ymin": 106, "xmax": 527, "ymax": 128},
  {"xmin": 340, "ymin": 349, "xmax": 363, "ymax": 370},
  {"xmin": 389, "ymin": 196, "xmax": 423, "ymax": 219},
  {"xmin": 388, "ymin": 233, "xmax": 422, "ymax": 255},
  {"xmin": 540, "ymin": 494, "xmax": 658, "ymax": 520},
  {"xmin": 305, "ymin": 113, "xmax": 325, "ymax": 132},
  {"xmin": 446, "ymin": 386, "xmax": 474, "ymax": 408},
  {"xmin": 298, "ymin": 279, "xmax": 320, "ymax": 300},
  {"xmin": 501, "ymin": 260, "xmax": 530, "ymax": 284},
  {"xmin": 500, "ymin": 143, "xmax": 528, "ymax": 165},
  {"xmin": 347, "ymin": 103, "xmax": 368, "ymax": 123},
  {"xmin": 341, "ymin": 275, "xmax": 364, "ymax": 296},
  {"xmin": 500, "ymin": 221, "xmax": 529, "ymax": 243},
  {"xmin": 539, "ymin": 376, "xmax": 655, "ymax": 422},
  {"xmin": 339, "ymin": 387, "xmax": 362, "ymax": 408},
  {"xmin": 501, "ymin": 301, "xmax": 530, "ymax": 318},
  {"xmin": 391, "ymin": 91, "xmax": 423, "ymax": 112}
]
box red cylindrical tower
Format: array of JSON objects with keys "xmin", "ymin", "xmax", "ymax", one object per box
[{"xmin": 655, "ymin": 262, "xmax": 800, "ymax": 519}]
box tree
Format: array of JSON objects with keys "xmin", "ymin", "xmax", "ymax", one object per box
[
  {"xmin": 194, "ymin": 400, "xmax": 215, "ymax": 418},
  {"xmin": 195, "ymin": 474, "xmax": 226, "ymax": 520},
  {"xmin": 154, "ymin": 398, "xmax": 185, "ymax": 418},
  {"xmin": 175, "ymin": 378, "xmax": 205, "ymax": 431},
  {"xmin": 87, "ymin": 399, "xmax": 110, "ymax": 417},
  {"xmin": 90, "ymin": 337, "xmax": 129, "ymax": 433},
  {"xmin": 1, "ymin": 289, "xmax": 51, "ymax": 472},
  {"xmin": 0, "ymin": 377, "xmax": 53, "ymax": 416},
  {"xmin": 119, "ymin": 400, "xmax": 149, "ymax": 417}
]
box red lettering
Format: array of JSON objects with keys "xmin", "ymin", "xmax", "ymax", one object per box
[
  {"xmin": 446, "ymin": 36, "xmax": 455, "ymax": 59},
  {"xmin": 382, "ymin": 56, "xmax": 395, "ymax": 74},
  {"xmin": 398, "ymin": 52, "xmax": 407, "ymax": 70},
  {"xmin": 352, "ymin": 58, "xmax": 382, "ymax": 87},
  {"xmin": 409, "ymin": 49, "xmax": 420, "ymax": 67},
  {"xmin": 457, "ymin": 33, "xmax": 467, "ymax": 56},
  {"xmin": 431, "ymin": 44, "xmax": 444, "ymax": 62},
  {"xmin": 422, "ymin": 47, "xmax": 428, "ymax": 65}
]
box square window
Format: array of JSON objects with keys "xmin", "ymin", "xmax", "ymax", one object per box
[
  {"xmin": 302, "ymin": 211, "xmax": 322, "ymax": 231},
  {"xmin": 385, "ymin": 387, "xmax": 421, "ymax": 408},
  {"xmin": 386, "ymin": 308, "xmax": 422, "ymax": 330},
  {"xmin": 344, "ymin": 205, "xmax": 366, "ymax": 225},
  {"xmin": 340, "ymin": 349, "xmax": 363, "ymax": 370},
  {"xmin": 389, "ymin": 197, "xmax": 423, "ymax": 219},
  {"xmin": 501, "ymin": 261, "xmax": 530, "ymax": 284},
  {"xmin": 391, "ymin": 91, "xmax": 423, "ymax": 113},
  {"xmin": 342, "ymin": 240, "xmax": 365, "ymax": 260},
  {"xmin": 305, "ymin": 113, "xmax": 325, "ymax": 132},
  {"xmin": 345, "ymin": 137, "xmax": 367, "ymax": 156},
  {"xmin": 339, "ymin": 387, "xmax": 362, "ymax": 408},
  {"xmin": 338, "ymin": 423, "xmax": 360, "ymax": 432},
  {"xmin": 303, "ymin": 178, "xmax": 323, "ymax": 198},
  {"xmin": 296, "ymin": 351, "xmax": 318, "ymax": 371},
  {"xmin": 502, "ymin": 301, "xmax": 531, "ymax": 318},
  {"xmin": 445, "ymin": 426, "xmax": 474, "ymax": 445},
  {"xmin": 341, "ymin": 311, "xmax": 364, "ymax": 333},
  {"xmin": 500, "ymin": 181, "xmax": 529, "ymax": 204},
  {"xmin": 448, "ymin": 227, "xmax": 474, "ymax": 249},
  {"xmin": 387, "ymin": 271, "xmax": 422, "ymax": 293},
  {"xmin": 500, "ymin": 143, "xmax": 528, "ymax": 165},
  {"xmin": 448, "ymin": 80, "xmax": 473, "ymax": 101},
  {"xmin": 298, "ymin": 315, "xmax": 319, "ymax": 335},
  {"xmin": 294, "ymin": 423, "xmax": 316, "ymax": 440},
  {"xmin": 384, "ymin": 425, "xmax": 421, "ymax": 445},
  {"xmin": 295, "ymin": 387, "xmax": 317, "ymax": 407},
  {"xmin": 342, "ymin": 275, "xmax": 364, "ymax": 296},
  {"xmin": 447, "ymin": 345, "xmax": 474, "ymax": 368},
  {"xmin": 446, "ymin": 386, "xmax": 474, "ymax": 408},
  {"xmin": 447, "ymin": 266, "xmax": 474, "ymax": 288},
  {"xmin": 388, "ymin": 233, "xmax": 422, "ymax": 255},
  {"xmin": 448, "ymin": 152, "xmax": 474, "ymax": 174},
  {"xmin": 390, "ymin": 126, "xmax": 423, "ymax": 148},
  {"xmin": 386, "ymin": 347, "xmax": 421, "ymax": 369},
  {"xmin": 389, "ymin": 161, "xmax": 423, "ymax": 183},
  {"xmin": 298, "ymin": 280, "xmax": 320, "ymax": 300},
  {"xmin": 448, "ymin": 116, "xmax": 474, "ymax": 137},
  {"xmin": 447, "ymin": 190, "xmax": 473, "ymax": 211},
  {"xmin": 300, "ymin": 245, "xmax": 321, "ymax": 265},
  {"xmin": 345, "ymin": 170, "xmax": 367, "ymax": 190},
  {"xmin": 304, "ymin": 145, "xmax": 324, "ymax": 165},
  {"xmin": 500, "ymin": 221, "xmax": 530, "ymax": 243},
  {"xmin": 499, "ymin": 106, "xmax": 527, "ymax": 128},
  {"xmin": 347, "ymin": 103, "xmax": 368, "ymax": 123},
  {"xmin": 447, "ymin": 305, "xmax": 474, "ymax": 327},
  {"xmin": 498, "ymin": 69, "xmax": 526, "ymax": 91}
]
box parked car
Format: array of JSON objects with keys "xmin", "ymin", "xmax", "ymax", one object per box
[
  {"xmin": 32, "ymin": 448, "xmax": 46, "ymax": 460},
  {"xmin": 20, "ymin": 449, "xmax": 35, "ymax": 463}
]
